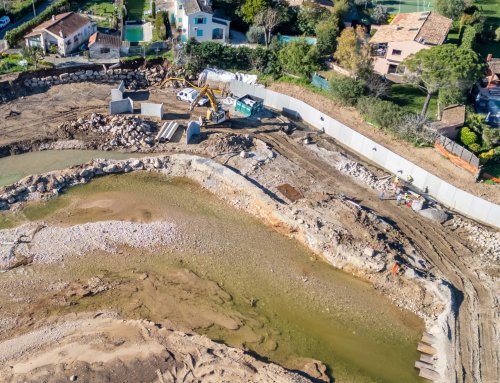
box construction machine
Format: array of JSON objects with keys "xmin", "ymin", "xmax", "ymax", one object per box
[{"xmin": 189, "ymin": 84, "xmax": 230, "ymax": 126}]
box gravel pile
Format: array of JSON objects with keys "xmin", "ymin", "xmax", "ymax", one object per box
[
  {"xmin": 0, "ymin": 221, "xmax": 177, "ymax": 268},
  {"xmin": 336, "ymin": 156, "xmax": 392, "ymax": 191},
  {"xmin": 204, "ymin": 133, "xmax": 254, "ymax": 155},
  {"xmin": 60, "ymin": 113, "xmax": 156, "ymax": 150},
  {"xmin": 450, "ymin": 217, "xmax": 500, "ymax": 262}
]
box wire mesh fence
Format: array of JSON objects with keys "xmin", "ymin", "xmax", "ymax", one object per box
[{"xmin": 436, "ymin": 135, "xmax": 480, "ymax": 168}]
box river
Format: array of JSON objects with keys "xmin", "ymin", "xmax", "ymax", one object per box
[{"xmin": 0, "ymin": 169, "xmax": 425, "ymax": 382}]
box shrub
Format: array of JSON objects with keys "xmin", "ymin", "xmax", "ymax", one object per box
[
  {"xmin": 329, "ymin": 76, "xmax": 364, "ymax": 106},
  {"xmin": 357, "ymin": 96, "xmax": 408, "ymax": 132},
  {"xmin": 468, "ymin": 143, "xmax": 481, "ymax": 153},
  {"xmin": 461, "ymin": 25, "xmax": 476, "ymax": 49},
  {"xmin": 247, "ymin": 25, "xmax": 266, "ymax": 44},
  {"xmin": 438, "ymin": 87, "xmax": 465, "ymax": 107},
  {"xmin": 5, "ymin": 0, "xmax": 70, "ymax": 47},
  {"xmin": 460, "ymin": 126, "xmax": 478, "ymax": 146},
  {"xmin": 496, "ymin": 26, "xmax": 500, "ymax": 42},
  {"xmin": 277, "ymin": 39, "xmax": 321, "ymax": 77}
]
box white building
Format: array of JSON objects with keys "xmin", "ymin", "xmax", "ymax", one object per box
[
  {"xmin": 169, "ymin": 0, "xmax": 230, "ymax": 43},
  {"xmin": 25, "ymin": 12, "xmax": 97, "ymax": 56}
]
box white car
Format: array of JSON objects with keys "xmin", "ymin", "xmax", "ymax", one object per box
[
  {"xmin": 176, "ymin": 88, "xmax": 209, "ymax": 106},
  {"xmin": 0, "ymin": 16, "xmax": 10, "ymax": 29}
]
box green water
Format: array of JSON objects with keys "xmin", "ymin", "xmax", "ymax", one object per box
[
  {"xmin": 0, "ymin": 150, "xmax": 145, "ymax": 187},
  {"xmin": 1, "ymin": 173, "xmax": 425, "ymax": 382},
  {"xmin": 125, "ymin": 26, "xmax": 144, "ymax": 42}
]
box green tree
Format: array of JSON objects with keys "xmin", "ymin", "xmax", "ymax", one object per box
[
  {"xmin": 495, "ymin": 26, "xmax": 500, "ymax": 42},
  {"xmin": 278, "ymin": 38, "xmax": 321, "ymax": 77},
  {"xmin": 438, "ymin": 86, "xmax": 465, "ymax": 107},
  {"xmin": 403, "ymin": 44, "xmax": 484, "ymax": 117},
  {"xmin": 329, "ymin": 76, "xmax": 365, "ymax": 106},
  {"xmin": 315, "ymin": 15, "xmax": 339, "ymax": 55},
  {"xmin": 332, "ymin": 0, "xmax": 349, "ymax": 20},
  {"xmin": 297, "ymin": 0, "xmax": 329, "ymax": 35},
  {"xmin": 22, "ymin": 46, "xmax": 44, "ymax": 69},
  {"xmin": 334, "ymin": 25, "xmax": 371, "ymax": 75},
  {"xmin": 435, "ymin": 0, "xmax": 466, "ymax": 20},
  {"xmin": 240, "ymin": 0, "xmax": 270, "ymax": 23},
  {"xmin": 461, "ymin": 25, "xmax": 476, "ymax": 49}
]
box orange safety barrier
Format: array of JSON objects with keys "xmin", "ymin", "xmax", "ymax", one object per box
[{"xmin": 434, "ymin": 143, "xmax": 479, "ymax": 175}]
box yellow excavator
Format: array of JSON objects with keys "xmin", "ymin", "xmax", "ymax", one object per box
[{"xmin": 189, "ymin": 84, "xmax": 230, "ymax": 127}]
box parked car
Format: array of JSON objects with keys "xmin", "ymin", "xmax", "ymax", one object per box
[
  {"xmin": 0, "ymin": 16, "xmax": 10, "ymax": 29},
  {"xmin": 176, "ymin": 88, "xmax": 208, "ymax": 106}
]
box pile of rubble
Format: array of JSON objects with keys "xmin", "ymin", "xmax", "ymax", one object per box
[
  {"xmin": 449, "ymin": 216, "xmax": 500, "ymax": 263},
  {"xmin": 204, "ymin": 133, "xmax": 254, "ymax": 156},
  {"xmin": 59, "ymin": 113, "xmax": 156, "ymax": 150},
  {"xmin": 336, "ymin": 156, "xmax": 392, "ymax": 192}
]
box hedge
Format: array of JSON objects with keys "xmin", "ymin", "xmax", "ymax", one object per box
[
  {"xmin": 4, "ymin": 0, "xmax": 70, "ymax": 47},
  {"xmin": 460, "ymin": 126, "xmax": 478, "ymax": 147},
  {"xmin": 0, "ymin": 0, "xmax": 45, "ymax": 22},
  {"xmin": 357, "ymin": 96, "xmax": 408, "ymax": 132}
]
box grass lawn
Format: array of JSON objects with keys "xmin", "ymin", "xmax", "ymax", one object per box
[
  {"xmin": 387, "ymin": 84, "xmax": 438, "ymax": 119},
  {"xmin": 126, "ymin": 0, "xmax": 149, "ymax": 21},
  {"xmin": 73, "ymin": 0, "xmax": 117, "ymax": 28},
  {"xmin": 475, "ymin": 0, "xmax": 500, "ymax": 58},
  {"xmin": 377, "ymin": 0, "xmax": 435, "ymax": 14},
  {"xmin": 0, "ymin": 53, "xmax": 29, "ymax": 75}
]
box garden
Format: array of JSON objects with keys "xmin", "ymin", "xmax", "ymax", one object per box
[{"xmin": 73, "ymin": 0, "xmax": 118, "ymax": 29}]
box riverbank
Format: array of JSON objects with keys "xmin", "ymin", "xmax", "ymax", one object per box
[
  {"xmin": 0, "ymin": 170, "xmax": 426, "ymax": 382},
  {"xmin": 1, "ymin": 152, "xmax": 449, "ymax": 379}
]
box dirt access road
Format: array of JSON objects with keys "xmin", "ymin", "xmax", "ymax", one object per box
[
  {"xmin": 268, "ymin": 82, "xmax": 500, "ymax": 205},
  {"xmin": 251, "ymin": 127, "xmax": 498, "ymax": 383}
]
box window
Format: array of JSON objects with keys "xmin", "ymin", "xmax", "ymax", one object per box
[
  {"xmin": 196, "ymin": 29, "xmax": 204, "ymax": 37},
  {"xmin": 179, "ymin": 4, "xmax": 183, "ymax": 9},
  {"xmin": 74, "ymin": 35, "xmax": 79, "ymax": 43},
  {"xmin": 66, "ymin": 39, "xmax": 71, "ymax": 45},
  {"xmin": 392, "ymin": 49, "xmax": 402, "ymax": 55},
  {"xmin": 388, "ymin": 64, "xmax": 398, "ymax": 74},
  {"xmin": 100, "ymin": 47, "xmax": 110, "ymax": 54},
  {"xmin": 177, "ymin": 17, "xmax": 182, "ymax": 23},
  {"xmin": 195, "ymin": 17, "xmax": 206, "ymax": 24}
]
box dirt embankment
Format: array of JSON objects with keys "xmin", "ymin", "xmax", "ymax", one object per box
[
  {"xmin": 268, "ymin": 82, "xmax": 500, "ymax": 205},
  {"xmin": 0, "ymin": 314, "xmax": 313, "ymax": 383}
]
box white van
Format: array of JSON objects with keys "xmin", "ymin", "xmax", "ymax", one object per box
[
  {"xmin": 176, "ymin": 88, "xmax": 209, "ymax": 106},
  {"xmin": 0, "ymin": 16, "xmax": 10, "ymax": 29}
]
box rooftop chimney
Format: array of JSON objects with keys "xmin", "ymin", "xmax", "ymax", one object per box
[
  {"xmin": 487, "ymin": 54, "xmax": 493, "ymax": 62},
  {"xmin": 59, "ymin": 30, "xmax": 64, "ymax": 38},
  {"xmin": 52, "ymin": 15, "xmax": 56, "ymax": 21}
]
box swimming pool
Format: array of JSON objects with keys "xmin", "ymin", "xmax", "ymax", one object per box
[
  {"xmin": 278, "ymin": 35, "xmax": 317, "ymax": 45},
  {"xmin": 124, "ymin": 25, "xmax": 144, "ymax": 42}
]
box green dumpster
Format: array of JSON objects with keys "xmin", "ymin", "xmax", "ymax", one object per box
[{"xmin": 235, "ymin": 95, "xmax": 264, "ymax": 117}]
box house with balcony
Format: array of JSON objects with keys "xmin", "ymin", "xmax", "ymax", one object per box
[
  {"xmin": 369, "ymin": 11, "xmax": 452, "ymax": 77},
  {"xmin": 169, "ymin": 0, "xmax": 230, "ymax": 43},
  {"xmin": 24, "ymin": 12, "xmax": 97, "ymax": 56}
]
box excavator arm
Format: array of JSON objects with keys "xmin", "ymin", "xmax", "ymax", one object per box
[{"xmin": 189, "ymin": 85, "xmax": 219, "ymax": 111}]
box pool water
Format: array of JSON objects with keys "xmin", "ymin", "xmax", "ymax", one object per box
[
  {"xmin": 278, "ymin": 35, "xmax": 317, "ymax": 45},
  {"xmin": 125, "ymin": 26, "xmax": 144, "ymax": 42}
]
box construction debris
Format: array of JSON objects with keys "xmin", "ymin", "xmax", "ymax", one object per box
[{"xmin": 59, "ymin": 113, "xmax": 156, "ymax": 150}]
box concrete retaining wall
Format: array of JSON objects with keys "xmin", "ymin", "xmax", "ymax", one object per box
[
  {"xmin": 186, "ymin": 121, "xmax": 201, "ymax": 144},
  {"xmin": 110, "ymin": 98, "xmax": 134, "ymax": 115},
  {"xmin": 141, "ymin": 103, "xmax": 164, "ymax": 119},
  {"xmin": 230, "ymin": 80, "xmax": 500, "ymax": 228},
  {"xmin": 111, "ymin": 80, "xmax": 125, "ymax": 101}
]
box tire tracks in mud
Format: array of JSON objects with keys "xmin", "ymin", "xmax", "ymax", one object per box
[{"xmin": 256, "ymin": 130, "xmax": 498, "ymax": 383}]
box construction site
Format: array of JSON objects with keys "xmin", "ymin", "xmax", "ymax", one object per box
[{"xmin": 0, "ymin": 60, "xmax": 499, "ymax": 383}]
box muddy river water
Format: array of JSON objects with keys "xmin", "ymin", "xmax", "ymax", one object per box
[{"xmin": 0, "ymin": 156, "xmax": 425, "ymax": 382}]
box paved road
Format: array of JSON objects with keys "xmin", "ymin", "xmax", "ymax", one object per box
[{"xmin": 0, "ymin": 0, "xmax": 54, "ymax": 40}]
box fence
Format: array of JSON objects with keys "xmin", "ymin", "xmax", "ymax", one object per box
[
  {"xmin": 230, "ymin": 80, "xmax": 500, "ymax": 229},
  {"xmin": 311, "ymin": 74, "xmax": 330, "ymax": 91},
  {"xmin": 436, "ymin": 135, "xmax": 480, "ymax": 169}
]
